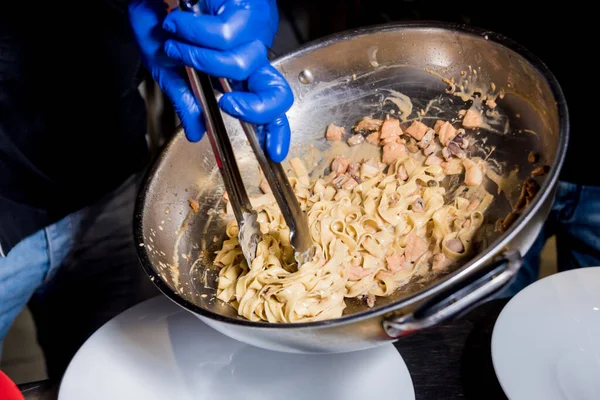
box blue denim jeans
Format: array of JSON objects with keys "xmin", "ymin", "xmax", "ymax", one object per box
[
  {"xmin": 505, "ymin": 181, "xmax": 600, "ymax": 296},
  {"xmin": 0, "ymin": 174, "xmax": 157, "ymax": 378}
]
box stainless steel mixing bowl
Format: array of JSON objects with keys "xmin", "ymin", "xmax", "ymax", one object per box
[{"xmin": 135, "ymin": 22, "xmax": 568, "ymax": 353}]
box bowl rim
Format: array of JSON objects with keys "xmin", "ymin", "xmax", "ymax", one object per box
[{"xmin": 134, "ymin": 20, "xmax": 569, "ymax": 329}]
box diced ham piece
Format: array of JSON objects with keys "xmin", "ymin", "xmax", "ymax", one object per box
[
  {"xmin": 442, "ymin": 147, "xmax": 452, "ymax": 161},
  {"xmin": 326, "ymin": 123, "xmax": 345, "ymax": 141},
  {"xmin": 462, "ymin": 159, "xmax": 483, "ymax": 186},
  {"xmin": 386, "ymin": 253, "xmax": 406, "ymax": 273},
  {"xmin": 361, "ymin": 161, "xmax": 381, "ymax": 178},
  {"xmin": 462, "ymin": 109, "xmax": 484, "ymax": 129},
  {"xmin": 405, "ymin": 121, "xmax": 429, "ymax": 141},
  {"xmin": 438, "ymin": 121, "xmax": 458, "ymax": 146},
  {"xmin": 425, "ymin": 154, "xmax": 443, "ymax": 166},
  {"xmin": 347, "ymin": 265, "xmax": 372, "ymax": 281},
  {"xmin": 348, "ymin": 133, "xmax": 365, "ymax": 146},
  {"xmin": 366, "ymin": 131, "xmax": 380, "ymax": 145},
  {"xmin": 380, "ymin": 135, "xmax": 398, "ymax": 145},
  {"xmin": 342, "ymin": 177, "xmax": 359, "ymax": 190},
  {"xmin": 417, "ymin": 129, "xmax": 435, "ymax": 149},
  {"xmin": 331, "ymin": 156, "xmax": 350, "ymax": 176},
  {"xmin": 348, "ymin": 162, "xmax": 360, "ymax": 176},
  {"xmin": 332, "ymin": 174, "xmax": 359, "ymax": 191},
  {"xmin": 404, "ymin": 231, "xmax": 428, "ymax": 262},
  {"xmin": 442, "ymin": 159, "xmax": 464, "ymax": 175},
  {"xmin": 347, "ymin": 134, "xmax": 365, "ymax": 146},
  {"xmin": 424, "ymin": 142, "xmax": 439, "ymax": 156},
  {"xmin": 382, "ymin": 142, "xmax": 408, "ymax": 165},
  {"xmin": 434, "ymin": 120, "xmax": 445, "ymax": 133},
  {"xmin": 380, "ymin": 117, "xmax": 403, "ymax": 143}
]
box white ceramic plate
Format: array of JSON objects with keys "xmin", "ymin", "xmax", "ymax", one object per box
[
  {"xmin": 59, "ymin": 296, "xmax": 415, "ymax": 400},
  {"xmin": 492, "ymin": 267, "xmax": 600, "ymax": 400}
]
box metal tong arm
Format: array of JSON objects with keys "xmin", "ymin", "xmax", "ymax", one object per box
[
  {"xmin": 184, "ymin": 68, "xmax": 253, "ymax": 225},
  {"xmin": 218, "ymin": 80, "xmax": 311, "ymax": 254},
  {"xmin": 179, "ymin": 0, "xmax": 311, "ymax": 257}
]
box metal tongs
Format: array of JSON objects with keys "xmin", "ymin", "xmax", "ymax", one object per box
[{"xmin": 178, "ymin": 0, "xmax": 311, "ymax": 267}]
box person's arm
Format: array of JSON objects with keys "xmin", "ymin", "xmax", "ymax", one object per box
[{"xmin": 128, "ymin": 0, "xmax": 293, "ymax": 162}]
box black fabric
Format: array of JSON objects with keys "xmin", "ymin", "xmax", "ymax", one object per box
[{"xmin": 0, "ymin": 0, "xmax": 149, "ymax": 255}]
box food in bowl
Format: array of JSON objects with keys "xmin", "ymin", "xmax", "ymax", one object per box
[{"xmin": 214, "ymin": 113, "xmax": 496, "ymax": 323}]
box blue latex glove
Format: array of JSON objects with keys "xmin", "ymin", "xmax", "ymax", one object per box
[{"xmin": 129, "ymin": 0, "xmax": 293, "ymax": 162}]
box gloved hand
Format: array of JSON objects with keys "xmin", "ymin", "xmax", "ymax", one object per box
[{"xmin": 128, "ymin": 0, "xmax": 293, "ymax": 162}]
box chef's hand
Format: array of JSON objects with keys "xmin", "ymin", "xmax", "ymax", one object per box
[{"xmin": 128, "ymin": 0, "xmax": 293, "ymax": 162}]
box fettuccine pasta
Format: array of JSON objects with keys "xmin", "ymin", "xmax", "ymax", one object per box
[{"xmin": 215, "ymin": 116, "xmax": 493, "ymax": 323}]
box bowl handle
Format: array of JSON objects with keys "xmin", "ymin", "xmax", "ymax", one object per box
[{"xmin": 383, "ymin": 249, "xmax": 521, "ymax": 338}]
